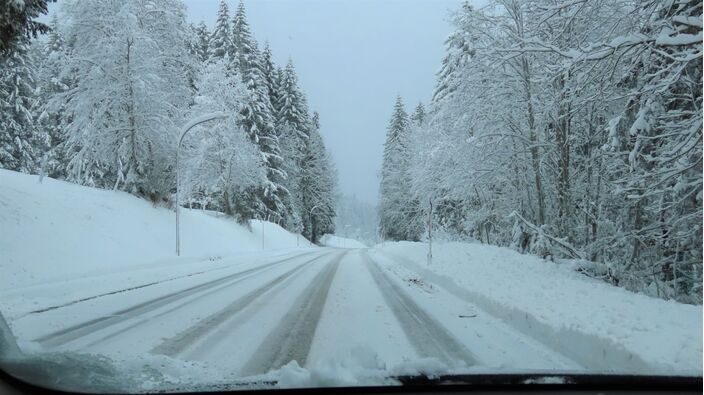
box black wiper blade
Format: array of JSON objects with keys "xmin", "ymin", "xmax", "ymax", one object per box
[{"xmin": 394, "ymin": 373, "xmax": 703, "ymax": 390}]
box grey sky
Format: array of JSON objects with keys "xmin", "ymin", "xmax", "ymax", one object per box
[{"xmin": 184, "ymin": 0, "xmax": 462, "ymax": 204}]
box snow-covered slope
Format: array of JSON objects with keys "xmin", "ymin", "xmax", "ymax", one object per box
[
  {"xmin": 371, "ymin": 241, "xmax": 702, "ymax": 374},
  {"xmin": 320, "ymin": 234, "xmax": 367, "ymax": 248},
  {"xmin": 0, "ymin": 170, "xmax": 310, "ymax": 291}
]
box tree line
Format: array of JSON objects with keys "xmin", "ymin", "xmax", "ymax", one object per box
[
  {"xmin": 0, "ymin": 0, "xmax": 337, "ymax": 243},
  {"xmin": 380, "ymin": 0, "xmax": 702, "ymax": 303}
]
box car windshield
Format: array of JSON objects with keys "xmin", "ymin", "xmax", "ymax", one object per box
[{"xmin": 0, "ymin": 0, "xmax": 702, "ymax": 393}]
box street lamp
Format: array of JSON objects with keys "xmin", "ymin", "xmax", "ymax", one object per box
[{"xmin": 175, "ymin": 112, "xmax": 228, "ymax": 256}]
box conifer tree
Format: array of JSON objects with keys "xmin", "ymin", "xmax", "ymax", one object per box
[
  {"xmin": 0, "ymin": 39, "xmax": 38, "ymax": 173},
  {"xmin": 208, "ymin": 0, "xmax": 231, "ymax": 61},
  {"xmin": 34, "ymin": 15, "xmax": 73, "ymax": 179},
  {"xmin": 411, "ymin": 102, "xmax": 426, "ymax": 126},
  {"xmin": 1, "ymin": 0, "xmax": 53, "ymax": 56},
  {"xmin": 234, "ymin": 33, "xmax": 291, "ymax": 225},
  {"xmin": 260, "ymin": 42, "xmax": 279, "ymax": 109},
  {"xmin": 230, "ymin": 0, "xmax": 255, "ymax": 74},
  {"xmin": 379, "ymin": 96, "xmax": 417, "ymax": 241},
  {"xmin": 300, "ymin": 112, "xmax": 337, "ymax": 242},
  {"xmin": 193, "ymin": 22, "xmax": 210, "ymax": 63}
]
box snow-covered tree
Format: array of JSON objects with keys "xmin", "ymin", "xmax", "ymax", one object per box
[
  {"xmin": 401, "ymin": 0, "xmax": 702, "ymax": 303},
  {"xmin": 0, "ymin": 38, "xmax": 38, "ymax": 173},
  {"xmin": 299, "ymin": 112, "xmax": 337, "ymax": 242},
  {"xmin": 234, "ymin": 37, "xmax": 291, "ymax": 224},
  {"xmin": 410, "ymin": 102, "xmax": 425, "ymax": 126},
  {"xmin": 275, "ymin": 60, "xmax": 310, "ymax": 225},
  {"xmin": 379, "ymin": 96, "xmax": 421, "ymax": 241},
  {"xmin": 229, "ymin": 0, "xmax": 255, "ymax": 74},
  {"xmin": 207, "ymin": 0, "xmax": 230, "ymax": 61},
  {"xmin": 1, "ymin": 0, "xmax": 53, "ymax": 56},
  {"xmin": 260, "ymin": 42, "xmax": 278, "ymax": 102},
  {"xmin": 33, "ymin": 14, "xmax": 73, "ymax": 179},
  {"xmin": 60, "ymin": 0, "xmax": 193, "ymax": 198},
  {"xmin": 181, "ymin": 58, "xmax": 265, "ymax": 217},
  {"xmin": 191, "ymin": 21, "xmax": 210, "ymax": 63}
]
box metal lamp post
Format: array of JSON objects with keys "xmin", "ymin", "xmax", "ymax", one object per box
[{"xmin": 175, "ymin": 112, "xmax": 228, "ymax": 256}]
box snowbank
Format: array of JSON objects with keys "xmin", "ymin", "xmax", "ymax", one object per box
[
  {"xmin": 371, "ymin": 241, "xmax": 702, "ymax": 375},
  {"xmin": 320, "ymin": 234, "xmax": 367, "ymax": 248},
  {"xmin": 0, "ymin": 169, "xmax": 311, "ymax": 291}
]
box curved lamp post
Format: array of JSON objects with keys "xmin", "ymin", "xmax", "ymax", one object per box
[{"xmin": 175, "ymin": 112, "xmax": 228, "ymax": 256}]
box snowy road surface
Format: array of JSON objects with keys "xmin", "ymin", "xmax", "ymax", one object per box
[{"xmin": 8, "ymin": 248, "xmax": 583, "ymax": 379}]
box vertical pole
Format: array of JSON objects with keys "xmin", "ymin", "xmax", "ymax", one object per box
[
  {"xmin": 427, "ymin": 198, "xmax": 433, "ymax": 265},
  {"xmin": 176, "ymin": 148, "xmax": 180, "ymax": 256},
  {"xmin": 174, "ymin": 112, "xmax": 228, "ymax": 257}
]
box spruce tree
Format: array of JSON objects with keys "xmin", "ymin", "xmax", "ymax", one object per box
[
  {"xmin": 0, "ymin": 39, "xmax": 38, "ymax": 173},
  {"xmin": 1, "ymin": 0, "xmax": 52, "ymax": 56},
  {"xmin": 235, "ymin": 39, "xmax": 291, "ymax": 225},
  {"xmin": 193, "ymin": 22, "xmax": 210, "ymax": 63},
  {"xmin": 274, "ymin": 60, "xmax": 310, "ymax": 229},
  {"xmin": 230, "ymin": 0, "xmax": 255, "ymax": 74},
  {"xmin": 411, "ymin": 102, "xmax": 426, "ymax": 126},
  {"xmin": 379, "ymin": 96, "xmax": 419, "ymax": 241},
  {"xmin": 300, "ymin": 112, "xmax": 337, "ymax": 243},
  {"xmin": 260, "ymin": 42, "xmax": 279, "ymax": 109},
  {"xmin": 208, "ymin": 0, "xmax": 231, "ymax": 61},
  {"xmin": 34, "ymin": 15, "xmax": 72, "ymax": 179}
]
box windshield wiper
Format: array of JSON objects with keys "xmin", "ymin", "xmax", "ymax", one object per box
[{"xmin": 395, "ymin": 373, "xmax": 702, "ymax": 390}]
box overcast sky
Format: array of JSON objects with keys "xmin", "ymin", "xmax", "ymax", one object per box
[{"xmin": 183, "ymin": 0, "xmax": 463, "ymax": 204}]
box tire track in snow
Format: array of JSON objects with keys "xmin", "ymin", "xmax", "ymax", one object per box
[
  {"xmin": 362, "ymin": 251, "xmax": 478, "ymax": 367},
  {"xmin": 373, "ymin": 251, "xmax": 656, "ymax": 373},
  {"xmin": 24, "ymin": 266, "xmax": 228, "ymax": 317},
  {"xmin": 33, "ymin": 250, "xmax": 327, "ymax": 349},
  {"xmin": 239, "ymin": 251, "xmax": 346, "ymax": 376},
  {"xmin": 80, "ymin": 253, "xmax": 325, "ymax": 351},
  {"xmin": 150, "ymin": 255, "xmax": 318, "ymax": 357},
  {"xmin": 21, "ymin": 251, "xmax": 310, "ymax": 317}
]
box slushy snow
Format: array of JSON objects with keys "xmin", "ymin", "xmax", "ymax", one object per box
[{"xmin": 370, "ymin": 241, "xmax": 702, "ymax": 374}]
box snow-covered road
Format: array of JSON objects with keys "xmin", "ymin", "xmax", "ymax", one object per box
[{"xmin": 7, "ymin": 247, "xmax": 585, "ymax": 380}]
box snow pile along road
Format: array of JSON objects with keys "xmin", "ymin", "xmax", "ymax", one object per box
[
  {"xmin": 0, "ymin": 169, "xmax": 310, "ymax": 292},
  {"xmin": 371, "ymin": 241, "xmax": 703, "ymax": 375}
]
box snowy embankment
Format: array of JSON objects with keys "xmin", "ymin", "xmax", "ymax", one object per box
[
  {"xmin": 370, "ymin": 241, "xmax": 702, "ymax": 375},
  {"xmin": 319, "ymin": 234, "xmax": 367, "ymax": 248},
  {"xmin": 0, "ymin": 169, "xmax": 310, "ymax": 297}
]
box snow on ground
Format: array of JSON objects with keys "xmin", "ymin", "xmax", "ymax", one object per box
[
  {"xmin": 0, "ymin": 169, "xmax": 311, "ymax": 292},
  {"xmin": 1, "ymin": 169, "xmax": 702, "ymax": 392},
  {"xmin": 370, "ymin": 241, "xmax": 703, "ymax": 375},
  {"xmin": 319, "ymin": 234, "xmax": 367, "ymax": 248}
]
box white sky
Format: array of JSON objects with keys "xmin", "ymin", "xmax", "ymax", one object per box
[{"xmin": 184, "ymin": 0, "xmax": 463, "ymax": 204}]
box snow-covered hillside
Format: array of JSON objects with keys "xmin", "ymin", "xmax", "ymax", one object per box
[
  {"xmin": 371, "ymin": 241, "xmax": 703, "ymax": 374},
  {"xmin": 0, "ymin": 169, "xmax": 310, "ymax": 291}
]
